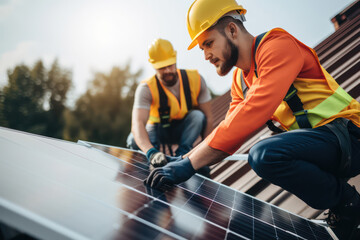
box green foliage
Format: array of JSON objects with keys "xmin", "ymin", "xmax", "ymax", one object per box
[
  {"xmin": 0, "ymin": 60, "xmax": 72, "ymax": 138},
  {"xmin": 45, "ymin": 60, "xmax": 72, "ymax": 138},
  {"xmin": 64, "ymin": 64, "xmax": 142, "ymax": 147},
  {"xmin": 1, "ymin": 59, "xmax": 141, "ymax": 147},
  {"xmin": 0, "ymin": 89, "xmax": 6, "ymax": 126}
]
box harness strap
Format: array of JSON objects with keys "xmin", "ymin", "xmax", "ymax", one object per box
[
  {"xmin": 285, "ymin": 85, "xmax": 312, "ymax": 128},
  {"xmin": 155, "ymin": 72, "xmax": 190, "ymax": 157},
  {"xmin": 155, "ymin": 76, "xmax": 172, "ymax": 154},
  {"xmin": 252, "ymin": 32, "xmax": 312, "ymax": 132},
  {"xmin": 155, "ymin": 76, "xmax": 171, "ymax": 128},
  {"xmin": 325, "ymin": 118, "xmax": 352, "ymax": 177},
  {"xmin": 253, "ymin": 32, "xmax": 266, "ymax": 78},
  {"xmin": 266, "ymin": 120, "xmax": 285, "ymax": 134},
  {"xmin": 180, "ymin": 69, "xmax": 192, "ymax": 112}
]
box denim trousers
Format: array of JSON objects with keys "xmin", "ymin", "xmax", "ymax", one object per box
[
  {"xmin": 248, "ymin": 120, "xmax": 360, "ymax": 210},
  {"xmin": 127, "ymin": 110, "xmax": 206, "ymax": 156}
]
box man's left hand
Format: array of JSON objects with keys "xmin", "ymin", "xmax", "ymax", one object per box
[{"xmin": 144, "ymin": 157, "xmax": 195, "ymax": 189}]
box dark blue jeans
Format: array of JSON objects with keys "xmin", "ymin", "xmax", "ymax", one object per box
[
  {"xmin": 127, "ymin": 110, "xmax": 206, "ymax": 156},
  {"xmin": 248, "ymin": 120, "xmax": 360, "ymax": 210}
]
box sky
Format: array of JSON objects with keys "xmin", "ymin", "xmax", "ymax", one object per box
[{"xmin": 0, "ymin": 0, "xmax": 355, "ymax": 104}]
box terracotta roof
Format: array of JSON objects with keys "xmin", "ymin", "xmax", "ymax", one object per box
[{"xmin": 208, "ymin": 1, "xmax": 360, "ymax": 219}]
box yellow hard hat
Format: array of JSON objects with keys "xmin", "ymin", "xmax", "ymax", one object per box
[
  {"xmin": 148, "ymin": 38, "xmax": 177, "ymax": 69},
  {"xmin": 186, "ymin": 0, "xmax": 246, "ymax": 50}
]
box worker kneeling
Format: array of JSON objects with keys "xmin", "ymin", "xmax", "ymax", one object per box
[
  {"xmin": 127, "ymin": 38, "xmax": 213, "ymax": 172},
  {"xmin": 145, "ymin": 1, "xmax": 360, "ymax": 239}
]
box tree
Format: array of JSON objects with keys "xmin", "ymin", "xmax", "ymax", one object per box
[
  {"xmin": 65, "ymin": 63, "xmax": 142, "ymax": 147},
  {"xmin": 0, "ymin": 89, "xmax": 6, "ymax": 126},
  {"xmin": 0, "ymin": 60, "xmax": 72, "ymax": 138},
  {"xmin": 45, "ymin": 60, "xmax": 72, "ymax": 138},
  {"xmin": 2, "ymin": 63, "xmax": 45, "ymax": 133}
]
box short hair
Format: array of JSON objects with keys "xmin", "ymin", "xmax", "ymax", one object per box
[{"xmin": 209, "ymin": 16, "xmax": 246, "ymax": 36}]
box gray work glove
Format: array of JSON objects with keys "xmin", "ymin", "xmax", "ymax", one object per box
[{"xmin": 146, "ymin": 148, "xmax": 168, "ymax": 167}]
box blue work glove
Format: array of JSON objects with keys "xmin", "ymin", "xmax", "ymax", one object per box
[
  {"xmin": 166, "ymin": 155, "xmax": 210, "ymax": 178},
  {"xmin": 144, "ymin": 157, "xmax": 195, "ymax": 189},
  {"xmin": 146, "ymin": 148, "xmax": 167, "ymax": 167},
  {"xmin": 166, "ymin": 155, "xmax": 182, "ymax": 163},
  {"xmin": 165, "ymin": 156, "xmax": 211, "ymax": 178},
  {"xmin": 197, "ymin": 165, "xmax": 211, "ymax": 178}
]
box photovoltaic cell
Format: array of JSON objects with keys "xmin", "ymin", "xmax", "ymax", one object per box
[{"xmin": 0, "ymin": 127, "xmax": 336, "ymax": 240}]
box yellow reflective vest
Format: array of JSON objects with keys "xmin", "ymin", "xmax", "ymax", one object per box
[{"xmin": 144, "ymin": 69, "xmax": 201, "ymax": 124}]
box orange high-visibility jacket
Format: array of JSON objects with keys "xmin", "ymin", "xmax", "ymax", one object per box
[
  {"xmin": 206, "ymin": 28, "xmax": 360, "ymax": 154},
  {"xmin": 144, "ymin": 69, "xmax": 201, "ymax": 124}
]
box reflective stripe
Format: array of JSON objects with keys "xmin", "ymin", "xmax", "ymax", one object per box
[
  {"xmin": 284, "ymin": 89, "xmax": 297, "ymax": 101},
  {"xmin": 289, "ymin": 122, "xmax": 299, "ymax": 131},
  {"xmin": 308, "ymin": 87, "xmax": 352, "ymax": 126},
  {"xmin": 149, "ymin": 116, "xmax": 159, "ymax": 122},
  {"xmin": 289, "ymin": 87, "xmax": 353, "ymax": 129}
]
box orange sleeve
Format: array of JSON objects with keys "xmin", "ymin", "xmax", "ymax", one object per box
[
  {"xmin": 206, "ymin": 32, "xmax": 305, "ymax": 154},
  {"xmin": 225, "ymin": 70, "xmax": 244, "ymax": 118}
]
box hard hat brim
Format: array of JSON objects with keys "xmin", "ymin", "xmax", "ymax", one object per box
[
  {"xmin": 188, "ymin": 39, "xmax": 198, "ymax": 50},
  {"xmin": 151, "ymin": 56, "xmax": 177, "ymax": 69}
]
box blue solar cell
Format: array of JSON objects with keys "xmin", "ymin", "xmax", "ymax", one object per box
[
  {"xmin": 118, "ymin": 218, "xmax": 172, "ymax": 240},
  {"xmin": 184, "ymin": 193, "xmax": 213, "ymax": 218},
  {"xmin": 226, "ymin": 232, "xmax": 248, "ymax": 240},
  {"xmin": 205, "ymin": 201, "xmax": 232, "ymax": 228},
  {"xmin": 229, "ymin": 210, "xmax": 254, "ymax": 239},
  {"xmin": 253, "ymin": 220, "xmax": 277, "ymax": 240},
  {"xmin": 195, "ymin": 179, "xmax": 219, "ymax": 200},
  {"xmin": 274, "ymin": 228, "xmax": 299, "ymax": 240},
  {"xmin": 135, "ymin": 200, "xmax": 176, "ymax": 227},
  {"xmin": 213, "ymin": 186, "xmax": 236, "ymax": 208}
]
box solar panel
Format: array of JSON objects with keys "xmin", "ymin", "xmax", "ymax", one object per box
[{"xmin": 0, "ymin": 127, "xmax": 337, "ymax": 240}]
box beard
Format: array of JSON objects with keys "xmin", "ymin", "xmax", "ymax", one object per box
[
  {"xmin": 161, "ymin": 72, "xmax": 178, "ymax": 87},
  {"xmin": 218, "ymin": 37, "xmax": 239, "ymax": 76}
]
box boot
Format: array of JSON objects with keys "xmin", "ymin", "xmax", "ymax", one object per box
[{"xmin": 325, "ymin": 187, "xmax": 360, "ymax": 240}]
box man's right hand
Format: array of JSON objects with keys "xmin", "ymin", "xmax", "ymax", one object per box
[
  {"xmin": 146, "ymin": 148, "xmax": 168, "ymax": 167},
  {"xmin": 150, "ymin": 152, "xmax": 168, "ymax": 167}
]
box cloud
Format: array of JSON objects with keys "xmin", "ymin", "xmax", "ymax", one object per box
[
  {"xmin": 0, "ymin": 0, "xmax": 23, "ymax": 20},
  {"xmin": 0, "ymin": 41, "xmax": 38, "ymax": 86}
]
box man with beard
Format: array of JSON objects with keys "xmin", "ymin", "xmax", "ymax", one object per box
[
  {"xmin": 127, "ymin": 38, "xmax": 213, "ymax": 169},
  {"xmin": 145, "ymin": 0, "xmax": 360, "ymax": 239}
]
